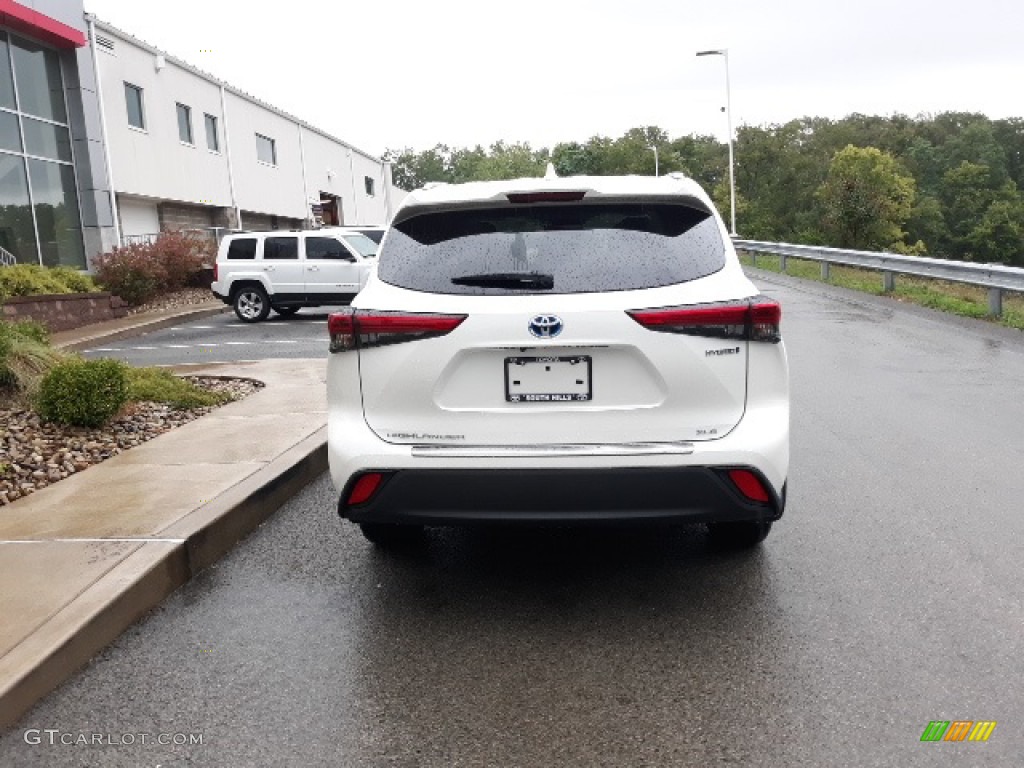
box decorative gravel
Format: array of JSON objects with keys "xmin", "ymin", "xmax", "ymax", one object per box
[
  {"xmin": 0, "ymin": 376, "xmax": 263, "ymax": 506},
  {"xmin": 126, "ymin": 287, "xmax": 218, "ymax": 315}
]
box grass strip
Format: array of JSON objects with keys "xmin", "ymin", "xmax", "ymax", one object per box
[{"xmin": 738, "ymin": 252, "xmax": 1024, "ymax": 331}]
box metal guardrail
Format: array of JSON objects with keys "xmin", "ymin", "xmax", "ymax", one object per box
[{"xmin": 734, "ymin": 239, "xmax": 1024, "ymax": 317}]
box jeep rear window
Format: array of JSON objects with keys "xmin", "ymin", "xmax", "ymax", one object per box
[
  {"xmin": 378, "ymin": 202, "xmax": 725, "ymax": 295},
  {"xmin": 226, "ymin": 238, "xmax": 256, "ymax": 260}
]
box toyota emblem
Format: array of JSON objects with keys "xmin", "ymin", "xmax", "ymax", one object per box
[{"xmin": 528, "ymin": 314, "xmax": 563, "ymax": 339}]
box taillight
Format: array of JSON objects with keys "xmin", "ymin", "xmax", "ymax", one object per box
[
  {"xmin": 626, "ymin": 297, "xmax": 781, "ymax": 342},
  {"xmin": 328, "ymin": 309, "xmax": 466, "ymax": 352},
  {"xmin": 213, "ymin": 262, "xmax": 218, "ymax": 282},
  {"xmin": 748, "ymin": 301, "xmax": 781, "ymax": 342}
]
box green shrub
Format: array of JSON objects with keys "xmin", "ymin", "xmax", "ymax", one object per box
[
  {"xmin": 36, "ymin": 358, "xmax": 129, "ymax": 427},
  {"xmin": 0, "ymin": 320, "xmax": 64, "ymax": 396},
  {"xmin": 49, "ymin": 266, "xmax": 98, "ymax": 293},
  {"xmin": 0, "ymin": 264, "xmax": 97, "ymax": 301},
  {"xmin": 126, "ymin": 366, "xmax": 230, "ymax": 409},
  {"xmin": 7, "ymin": 319, "xmax": 48, "ymax": 345}
]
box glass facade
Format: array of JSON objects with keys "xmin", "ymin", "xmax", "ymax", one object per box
[{"xmin": 0, "ymin": 30, "xmax": 84, "ymax": 267}]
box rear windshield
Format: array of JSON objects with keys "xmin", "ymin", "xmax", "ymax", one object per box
[{"xmin": 378, "ymin": 202, "xmax": 725, "ymax": 295}]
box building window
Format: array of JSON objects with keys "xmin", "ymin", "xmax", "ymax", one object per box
[
  {"xmin": 176, "ymin": 103, "xmax": 193, "ymax": 144},
  {"xmin": 0, "ymin": 32, "xmax": 15, "ymax": 110},
  {"xmin": 23, "ymin": 117, "xmax": 72, "ymax": 162},
  {"xmin": 364, "ymin": 176, "xmax": 375, "ymax": 196},
  {"xmin": 11, "ymin": 37, "xmax": 66, "ymax": 123},
  {"xmin": 204, "ymin": 113, "xmax": 219, "ymax": 152},
  {"xmin": 256, "ymin": 133, "xmax": 276, "ymax": 165},
  {"xmin": 0, "ymin": 31, "xmax": 84, "ymax": 268},
  {"xmin": 124, "ymin": 83, "xmax": 144, "ymax": 129}
]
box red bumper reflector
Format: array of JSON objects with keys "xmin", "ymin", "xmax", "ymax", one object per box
[
  {"xmin": 347, "ymin": 473, "xmax": 384, "ymax": 506},
  {"xmin": 727, "ymin": 469, "xmax": 771, "ymax": 503}
]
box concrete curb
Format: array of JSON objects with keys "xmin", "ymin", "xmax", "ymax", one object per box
[
  {"xmin": 53, "ymin": 305, "xmax": 228, "ymax": 352},
  {"xmin": 0, "ymin": 429, "xmax": 327, "ymax": 729}
]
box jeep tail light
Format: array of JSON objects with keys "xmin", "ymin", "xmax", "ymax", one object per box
[
  {"xmin": 328, "ymin": 310, "xmax": 467, "ymax": 352},
  {"xmin": 626, "ymin": 297, "xmax": 781, "ymax": 342}
]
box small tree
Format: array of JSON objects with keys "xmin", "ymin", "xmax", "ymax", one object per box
[
  {"xmin": 966, "ymin": 197, "xmax": 1024, "ymax": 265},
  {"xmin": 816, "ymin": 145, "xmax": 916, "ymax": 250}
]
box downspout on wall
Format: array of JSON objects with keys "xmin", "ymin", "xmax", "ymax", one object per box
[
  {"xmin": 298, "ymin": 124, "xmax": 311, "ymax": 228},
  {"xmin": 219, "ymin": 84, "xmax": 242, "ymax": 229}
]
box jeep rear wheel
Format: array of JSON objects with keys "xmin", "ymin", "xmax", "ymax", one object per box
[{"xmin": 234, "ymin": 286, "xmax": 270, "ymax": 323}]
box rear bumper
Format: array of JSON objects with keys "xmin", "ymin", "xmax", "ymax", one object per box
[{"xmin": 338, "ymin": 466, "xmax": 783, "ymax": 526}]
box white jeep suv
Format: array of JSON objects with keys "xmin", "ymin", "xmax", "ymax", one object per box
[
  {"xmin": 327, "ymin": 172, "xmax": 789, "ymax": 548},
  {"xmin": 211, "ymin": 228, "xmax": 377, "ymax": 322}
]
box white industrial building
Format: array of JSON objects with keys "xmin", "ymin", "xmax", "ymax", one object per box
[{"xmin": 0, "ymin": 0, "xmax": 404, "ymax": 270}]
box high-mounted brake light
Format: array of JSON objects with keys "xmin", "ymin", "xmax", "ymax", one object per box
[
  {"xmin": 626, "ymin": 298, "xmax": 781, "ymax": 342},
  {"xmin": 328, "ymin": 310, "xmax": 466, "ymax": 352},
  {"xmin": 506, "ymin": 191, "xmax": 586, "ymax": 203}
]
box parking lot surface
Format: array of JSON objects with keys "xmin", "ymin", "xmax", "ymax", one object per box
[{"xmin": 5, "ymin": 274, "xmax": 1023, "ymax": 766}]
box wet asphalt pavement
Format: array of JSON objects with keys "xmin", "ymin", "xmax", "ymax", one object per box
[
  {"xmin": 4, "ymin": 272, "xmax": 1024, "ymax": 766},
  {"xmin": 80, "ymin": 312, "xmax": 334, "ymax": 367}
]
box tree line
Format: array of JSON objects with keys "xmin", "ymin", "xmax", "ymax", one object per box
[{"xmin": 386, "ymin": 113, "xmax": 1024, "ymax": 266}]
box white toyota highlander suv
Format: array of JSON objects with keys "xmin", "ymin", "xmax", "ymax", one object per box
[{"xmin": 327, "ymin": 170, "xmax": 789, "ymax": 548}]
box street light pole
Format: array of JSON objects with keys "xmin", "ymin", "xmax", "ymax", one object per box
[
  {"xmin": 648, "ymin": 145, "xmax": 659, "ymax": 176},
  {"xmin": 696, "ymin": 48, "xmax": 737, "ymax": 236}
]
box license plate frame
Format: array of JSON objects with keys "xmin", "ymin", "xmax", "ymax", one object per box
[{"xmin": 504, "ymin": 355, "xmax": 592, "ymax": 402}]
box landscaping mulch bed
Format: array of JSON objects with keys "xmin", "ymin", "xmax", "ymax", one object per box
[{"xmin": 0, "ymin": 376, "xmax": 263, "ymax": 505}]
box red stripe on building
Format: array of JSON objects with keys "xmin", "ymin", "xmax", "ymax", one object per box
[{"xmin": 0, "ymin": 0, "xmax": 86, "ymax": 48}]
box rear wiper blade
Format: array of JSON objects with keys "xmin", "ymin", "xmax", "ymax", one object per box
[{"xmin": 450, "ymin": 272, "xmax": 554, "ymax": 290}]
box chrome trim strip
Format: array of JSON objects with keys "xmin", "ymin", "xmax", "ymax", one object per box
[{"xmin": 410, "ymin": 442, "xmax": 695, "ymax": 458}]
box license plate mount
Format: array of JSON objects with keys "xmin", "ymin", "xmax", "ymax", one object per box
[{"xmin": 504, "ymin": 355, "xmax": 592, "ymax": 402}]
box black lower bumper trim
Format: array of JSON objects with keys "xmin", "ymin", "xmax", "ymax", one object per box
[{"xmin": 339, "ymin": 466, "xmax": 783, "ymax": 526}]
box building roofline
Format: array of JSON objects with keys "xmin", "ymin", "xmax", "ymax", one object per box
[
  {"xmin": 1, "ymin": 0, "xmax": 86, "ymax": 48},
  {"xmin": 86, "ymin": 15, "xmax": 383, "ymax": 166}
]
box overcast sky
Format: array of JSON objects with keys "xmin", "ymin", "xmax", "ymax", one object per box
[{"xmin": 83, "ymin": 0, "xmax": 1023, "ymax": 158}]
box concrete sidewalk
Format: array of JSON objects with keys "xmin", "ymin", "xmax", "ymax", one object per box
[{"xmin": 0, "ymin": 308, "xmax": 329, "ymax": 728}]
